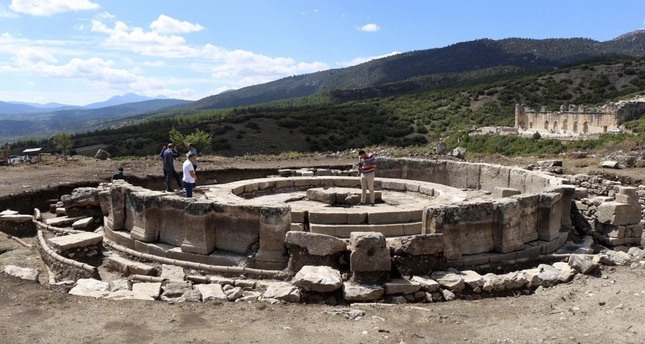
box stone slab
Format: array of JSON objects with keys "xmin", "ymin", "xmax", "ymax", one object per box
[
  {"xmin": 48, "ymin": 232, "xmax": 103, "ymax": 251},
  {"xmin": 131, "ymin": 282, "xmax": 162, "ymax": 300}
]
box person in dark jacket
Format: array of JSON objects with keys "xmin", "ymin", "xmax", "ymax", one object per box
[
  {"xmin": 162, "ymin": 143, "xmax": 182, "ymax": 191},
  {"xmin": 112, "ymin": 167, "xmax": 126, "ymax": 181}
]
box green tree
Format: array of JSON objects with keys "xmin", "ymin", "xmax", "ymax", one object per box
[
  {"xmin": 168, "ymin": 128, "xmax": 213, "ymax": 152},
  {"xmin": 52, "ymin": 133, "xmax": 72, "ymax": 160}
]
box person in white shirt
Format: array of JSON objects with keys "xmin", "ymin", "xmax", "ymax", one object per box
[{"xmin": 182, "ymin": 153, "xmax": 197, "ymax": 197}]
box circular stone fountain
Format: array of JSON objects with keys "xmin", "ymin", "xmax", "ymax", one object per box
[{"xmin": 96, "ymin": 157, "xmax": 577, "ymax": 271}]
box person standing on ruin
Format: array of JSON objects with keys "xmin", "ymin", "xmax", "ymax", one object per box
[
  {"xmin": 358, "ymin": 149, "xmax": 377, "ymax": 206},
  {"xmin": 183, "ymin": 153, "xmax": 197, "ymax": 198},
  {"xmin": 162, "ymin": 143, "xmax": 182, "ymax": 192},
  {"xmin": 186, "ymin": 143, "xmax": 198, "ymax": 171}
]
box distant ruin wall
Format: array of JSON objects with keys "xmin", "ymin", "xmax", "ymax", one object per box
[{"xmin": 514, "ymin": 98, "xmax": 645, "ymax": 135}]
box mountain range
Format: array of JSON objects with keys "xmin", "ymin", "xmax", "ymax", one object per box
[
  {"xmin": 0, "ymin": 95, "xmax": 191, "ymax": 141},
  {"xmin": 5, "ymin": 30, "xmax": 645, "ymax": 150},
  {"xmin": 188, "ymin": 30, "xmax": 645, "ymax": 110}
]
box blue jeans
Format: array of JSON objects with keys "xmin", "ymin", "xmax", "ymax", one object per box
[{"xmin": 184, "ymin": 182, "xmax": 195, "ymax": 198}]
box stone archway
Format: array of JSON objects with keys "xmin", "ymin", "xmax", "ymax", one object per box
[
  {"xmin": 583, "ymin": 122, "xmax": 589, "ymax": 134},
  {"xmin": 553, "ymin": 121, "xmax": 558, "ymax": 131},
  {"xmin": 573, "ymin": 122, "xmax": 578, "ymax": 133},
  {"xmin": 544, "ymin": 121, "xmax": 549, "ymax": 130},
  {"xmin": 562, "ymin": 119, "xmax": 568, "ymax": 132}
]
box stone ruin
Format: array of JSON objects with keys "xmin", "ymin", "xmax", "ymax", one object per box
[{"xmin": 2, "ymin": 157, "xmax": 645, "ymax": 304}]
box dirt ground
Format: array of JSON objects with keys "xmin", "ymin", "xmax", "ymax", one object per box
[{"xmin": 1, "ymin": 154, "xmax": 645, "ymax": 344}]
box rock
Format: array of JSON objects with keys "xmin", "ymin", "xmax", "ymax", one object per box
[
  {"xmin": 324, "ymin": 309, "xmax": 365, "ymax": 320},
  {"xmin": 160, "ymin": 264, "xmax": 185, "ymax": 281},
  {"xmin": 441, "ymin": 289, "xmax": 456, "ymax": 301},
  {"xmin": 430, "ymin": 271, "xmax": 465, "ymax": 291},
  {"xmin": 285, "ymin": 231, "xmax": 347, "ymax": 256},
  {"xmin": 225, "ymin": 286, "xmax": 243, "ymax": 301},
  {"xmin": 460, "ymin": 270, "xmax": 484, "ymax": 290},
  {"xmin": 292, "ymin": 266, "xmax": 343, "ymax": 292},
  {"xmin": 526, "ymin": 265, "xmax": 560, "ymax": 287},
  {"xmin": 342, "ymin": 282, "xmax": 384, "ymax": 302},
  {"xmin": 389, "ymin": 295, "xmax": 407, "ymax": 304},
  {"xmin": 387, "ymin": 234, "xmax": 444, "ymax": 256},
  {"xmin": 94, "ymin": 149, "xmax": 111, "ymax": 160},
  {"xmin": 109, "ymin": 279, "xmax": 130, "ymax": 292},
  {"xmin": 104, "ymin": 255, "xmax": 156, "ymax": 276},
  {"xmin": 69, "ymin": 278, "xmax": 110, "ymax": 297},
  {"xmin": 596, "ymin": 202, "xmax": 641, "ymax": 226},
  {"xmin": 210, "ymin": 276, "xmax": 235, "ymax": 286},
  {"xmin": 482, "ymin": 271, "xmax": 529, "ymax": 292},
  {"xmin": 600, "ymin": 160, "xmax": 620, "ymax": 169},
  {"xmin": 568, "ymin": 254, "xmax": 599, "ymax": 274},
  {"xmin": 182, "ymin": 289, "xmax": 202, "ymax": 302},
  {"xmin": 48, "ymin": 232, "xmax": 103, "ymax": 252},
  {"xmin": 349, "ymin": 232, "xmax": 391, "ymax": 272},
  {"xmin": 605, "ymin": 250, "xmax": 632, "ymax": 266},
  {"xmin": 262, "ymin": 282, "xmax": 301, "ymax": 303},
  {"xmin": 552, "ymin": 262, "xmax": 577, "ymax": 282},
  {"xmin": 450, "ymin": 147, "xmax": 467, "ymax": 160},
  {"xmin": 3, "ymin": 265, "xmax": 39, "ymax": 282},
  {"xmin": 236, "ymin": 291, "xmax": 262, "ymax": 302},
  {"xmin": 161, "ymin": 281, "xmax": 192, "ymax": 298},
  {"xmin": 131, "ymin": 282, "xmax": 161, "ymax": 300},
  {"xmin": 71, "ymin": 217, "xmax": 94, "ymax": 230},
  {"xmin": 161, "ymin": 282, "xmax": 199, "ymax": 302},
  {"xmin": 410, "ymin": 275, "xmax": 441, "ymax": 292},
  {"xmin": 628, "ymin": 247, "xmax": 645, "ymax": 259},
  {"xmin": 195, "ymin": 284, "xmax": 227, "ymax": 302},
  {"xmin": 383, "ymin": 278, "xmax": 422, "ymax": 295}
]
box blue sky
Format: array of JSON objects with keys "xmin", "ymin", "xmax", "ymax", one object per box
[{"xmin": 1, "ymin": 0, "xmax": 644, "ymax": 106}]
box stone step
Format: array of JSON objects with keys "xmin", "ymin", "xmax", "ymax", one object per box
[
  {"xmin": 308, "ymin": 208, "xmax": 423, "ymax": 225},
  {"xmin": 45, "ymin": 216, "xmax": 85, "ymax": 227},
  {"xmin": 310, "ymin": 222, "xmax": 422, "ymax": 238}
]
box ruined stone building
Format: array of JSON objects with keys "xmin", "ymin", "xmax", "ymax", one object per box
[{"xmin": 514, "ymin": 96, "xmax": 645, "ymax": 135}]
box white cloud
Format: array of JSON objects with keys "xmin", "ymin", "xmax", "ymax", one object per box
[
  {"xmin": 143, "ymin": 61, "xmax": 166, "ymax": 67},
  {"xmin": 339, "ymin": 51, "xmax": 401, "ymax": 67},
  {"xmin": 202, "ymin": 44, "xmax": 329, "ymax": 87},
  {"xmin": 150, "ymin": 14, "xmax": 204, "ymax": 34},
  {"xmin": 357, "ymin": 23, "xmax": 381, "ymax": 32},
  {"xmin": 0, "ymin": 5, "xmax": 19, "ymax": 18},
  {"xmin": 9, "ymin": 0, "xmax": 100, "ymax": 16},
  {"xmin": 91, "ymin": 19, "xmax": 200, "ymax": 58}
]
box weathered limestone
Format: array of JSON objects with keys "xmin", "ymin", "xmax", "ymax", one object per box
[
  {"xmin": 568, "ymin": 254, "xmax": 598, "ymax": 274},
  {"xmin": 48, "ymin": 232, "xmax": 103, "ymax": 251},
  {"xmin": 292, "ymin": 266, "xmax": 343, "ymax": 292},
  {"xmin": 430, "ymin": 271, "xmax": 465, "ymax": 291},
  {"xmin": 262, "ymin": 282, "xmax": 301, "ymax": 302},
  {"xmin": 349, "ymin": 232, "xmax": 391, "ymax": 284},
  {"xmin": 383, "ymin": 278, "xmax": 421, "ymax": 295},
  {"xmin": 160, "ymin": 264, "xmax": 185, "ymax": 281},
  {"xmin": 180, "ymin": 201, "xmax": 216, "ymax": 255},
  {"xmin": 195, "ymin": 284, "xmax": 227, "ymax": 302},
  {"xmin": 342, "ymin": 282, "xmax": 384, "ymax": 302},
  {"xmin": 131, "ymin": 282, "xmax": 162, "ymax": 300},
  {"xmin": 494, "ymin": 187, "xmax": 521, "ymax": 198},
  {"xmin": 410, "ymin": 275, "xmax": 441, "ymax": 292},
  {"xmin": 3, "ymin": 265, "xmax": 39, "ymax": 281},
  {"xmin": 104, "ymin": 255, "xmax": 156, "ymax": 276},
  {"xmin": 61, "ymin": 187, "xmax": 102, "ymax": 218},
  {"xmin": 69, "ymin": 278, "xmax": 110, "ymax": 298},
  {"xmin": 597, "ymin": 202, "xmax": 641, "ymax": 226},
  {"xmin": 388, "ymin": 234, "xmax": 446, "ymax": 275},
  {"xmin": 254, "ymin": 206, "xmax": 290, "ymax": 269},
  {"xmin": 284, "ymin": 231, "xmax": 346, "ymax": 272}
]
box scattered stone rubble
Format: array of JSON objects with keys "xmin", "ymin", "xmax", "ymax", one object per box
[{"xmin": 49, "ymin": 246, "xmax": 644, "ymax": 305}]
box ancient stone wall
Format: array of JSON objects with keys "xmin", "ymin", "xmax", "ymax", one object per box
[{"xmin": 514, "ymin": 97, "xmax": 645, "ymax": 135}]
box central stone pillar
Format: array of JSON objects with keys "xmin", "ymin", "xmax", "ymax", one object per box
[{"xmin": 254, "ymin": 206, "xmax": 290, "ymax": 270}]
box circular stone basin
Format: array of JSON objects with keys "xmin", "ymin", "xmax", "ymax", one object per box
[{"xmin": 203, "ymin": 176, "xmax": 485, "ymax": 238}]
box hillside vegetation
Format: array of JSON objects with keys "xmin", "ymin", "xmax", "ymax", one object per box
[
  {"xmin": 9, "ymin": 31, "xmax": 645, "ymax": 158},
  {"xmin": 18, "ymin": 55, "xmax": 639, "ymax": 158}
]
